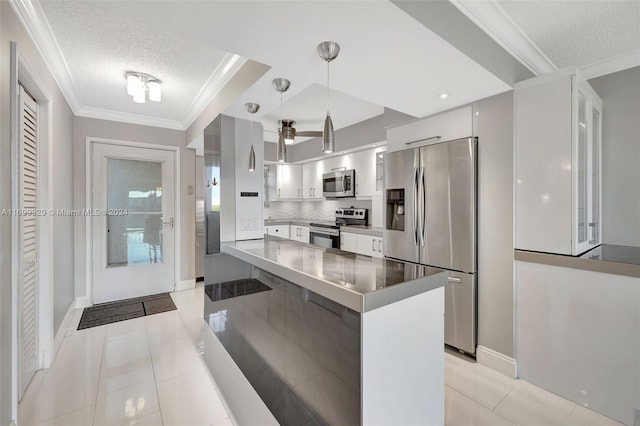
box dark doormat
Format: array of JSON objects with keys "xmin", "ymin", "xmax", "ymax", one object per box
[{"xmin": 77, "ymin": 292, "xmax": 176, "ymax": 330}]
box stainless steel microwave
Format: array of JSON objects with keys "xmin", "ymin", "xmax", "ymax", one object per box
[{"xmin": 322, "ymin": 169, "xmax": 355, "ymax": 198}]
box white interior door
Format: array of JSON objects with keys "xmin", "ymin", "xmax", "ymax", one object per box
[
  {"xmin": 18, "ymin": 85, "xmax": 39, "ymax": 398},
  {"xmin": 92, "ymin": 143, "xmax": 175, "ymax": 304}
]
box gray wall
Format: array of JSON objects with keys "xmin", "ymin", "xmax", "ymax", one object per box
[
  {"xmin": 1, "ymin": 3, "xmax": 75, "ymax": 423},
  {"xmin": 589, "ymin": 67, "xmax": 640, "ymax": 247},
  {"xmin": 287, "ymin": 108, "xmax": 414, "ymax": 163},
  {"xmin": 73, "ymin": 117, "xmax": 195, "ymax": 299},
  {"xmin": 474, "ymin": 91, "xmax": 515, "ymax": 357}
]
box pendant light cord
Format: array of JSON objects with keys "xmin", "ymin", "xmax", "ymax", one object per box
[{"xmin": 327, "ymin": 60, "xmax": 330, "ymax": 116}]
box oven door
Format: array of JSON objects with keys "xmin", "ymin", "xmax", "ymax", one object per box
[
  {"xmin": 309, "ymin": 227, "xmax": 340, "ymax": 249},
  {"xmin": 323, "ymin": 170, "xmax": 355, "ymax": 198}
]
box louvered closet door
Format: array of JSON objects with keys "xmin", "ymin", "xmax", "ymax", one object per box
[{"xmin": 18, "ymin": 85, "xmax": 39, "ymax": 398}]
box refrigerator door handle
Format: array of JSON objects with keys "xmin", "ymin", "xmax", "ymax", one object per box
[
  {"xmin": 418, "ymin": 165, "xmax": 426, "ymax": 247},
  {"xmin": 413, "ymin": 166, "xmax": 419, "ymax": 246}
]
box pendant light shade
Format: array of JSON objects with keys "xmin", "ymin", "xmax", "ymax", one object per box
[
  {"xmin": 248, "ymin": 145, "xmax": 256, "ymax": 171},
  {"xmin": 322, "ymin": 114, "xmax": 335, "ymax": 153},
  {"xmin": 244, "ymin": 102, "xmax": 260, "ymax": 171},
  {"xmin": 273, "ymin": 78, "xmax": 291, "ymax": 162},
  {"xmin": 317, "ymin": 41, "xmax": 340, "ymax": 154},
  {"xmin": 277, "ymin": 132, "xmax": 287, "ymax": 163}
]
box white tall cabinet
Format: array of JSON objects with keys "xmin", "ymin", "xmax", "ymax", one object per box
[{"xmin": 515, "ymin": 68, "xmax": 602, "ymax": 256}]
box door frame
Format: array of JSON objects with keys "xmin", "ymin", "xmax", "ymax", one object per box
[
  {"xmin": 85, "ymin": 137, "xmax": 181, "ymax": 305},
  {"xmin": 10, "ymin": 43, "xmax": 56, "ymax": 418}
]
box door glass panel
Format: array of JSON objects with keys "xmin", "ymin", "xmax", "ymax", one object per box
[
  {"xmin": 591, "ymin": 108, "xmax": 600, "ymax": 244},
  {"xmin": 577, "ymin": 91, "xmax": 588, "ymax": 243},
  {"xmin": 107, "ymin": 158, "xmax": 163, "ymax": 266}
]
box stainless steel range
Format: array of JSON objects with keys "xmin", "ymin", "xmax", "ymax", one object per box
[{"xmin": 309, "ymin": 207, "xmax": 368, "ymax": 249}]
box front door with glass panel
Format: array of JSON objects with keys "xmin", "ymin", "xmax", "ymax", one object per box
[{"xmin": 92, "ymin": 143, "xmax": 175, "ymax": 304}]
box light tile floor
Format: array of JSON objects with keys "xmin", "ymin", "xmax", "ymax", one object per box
[{"xmin": 19, "ymin": 285, "xmax": 623, "ymax": 426}]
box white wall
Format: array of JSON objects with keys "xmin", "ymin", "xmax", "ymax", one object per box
[
  {"xmin": 1, "ymin": 3, "xmax": 75, "ymax": 423},
  {"xmin": 589, "ymin": 66, "xmax": 640, "ymax": 247},
  {"xmin": 73, "ymin": 117, "xmax": 195, "ymax": 299},
  {"xmin": 474, "ymin": 91, "xmax": 515, "ymax": 358}
]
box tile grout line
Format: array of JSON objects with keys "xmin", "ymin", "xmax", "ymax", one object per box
[
  {"xmin": 491, "ymin": 388, "xmax": 513, "ymax": 411},
  {"xmin": 145, "ymin": 314, "xmax": 166, "ymax": 426},
  {"xmin": 90, "ymin": 328, "xmax": 107, "ymax": 426}
]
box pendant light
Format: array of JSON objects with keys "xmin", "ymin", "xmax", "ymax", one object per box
[
  {"xmin": 245, "ymin": 102, "xmax": 260, "ymax": 171},
  {"xmin": 317, "ymin": 41, "xmax": 340, "ymax": 154},
  {"xmin": 272, "ymin": 78, "xmax": 291, "ymax": 163}
]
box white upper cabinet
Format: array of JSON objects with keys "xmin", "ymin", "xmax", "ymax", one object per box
[
  {"xmin": 276, "ymin": 164, "xmax": 302, "ymax": 199},
  {"xmin": 302, "ymin": 161, "xmax": 324, "ymax": 199},
  {"xmin": 515, "ymin": 68, "xmax": 602, "ymax": 256},
  {"xmin": 323, "ymin": 153, "xmax": 355, "ymax": 172},
  {"xmin": 354, "ymin": 147, "xmax": 385, "ymax": 198},
  {"xmin": 386, "ymin": 106, "xmax": 473, "ymax": 153}
]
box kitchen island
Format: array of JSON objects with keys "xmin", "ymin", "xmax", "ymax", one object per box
[{"xmin": 203, "ymin": 236, "xmax": 447, "ymax": 425}]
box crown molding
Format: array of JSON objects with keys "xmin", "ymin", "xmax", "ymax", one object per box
[
  {"xmin": 9, "ymin": 0, "xmax": 81, "ymax": 112},
  {"xmin": 579, "ymin": 49, "xmax": 640, "ymax": 80},
  {"xmin": 76, "ymin": 106, "xmax": 185, "ymax": 131},
  {"xmin": 181, "ymin": 54, "xmax": 247, "ymax": 129},
  {"xmin": 449, "ymin": 0, "xmax": 557, "ymax": 76}
]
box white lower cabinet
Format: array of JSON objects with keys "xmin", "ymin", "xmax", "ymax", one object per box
[
  {"xmin": 356, "ymin": 234, "xmax": 383, "ymax": 258},
  {"xmin": 340, "ymin": 231, "xmax": 383, "ymax": 258},
  {"xmin": 265, "ymin": 225, "xmax": 290, "ymax": 238},
  {"xmin": 340, "ymin": 232, "xmax": 358, "ymax": 252},
  {"xmin": 290, "ymin": 225, "xmax": 310, "ymax": 243}
]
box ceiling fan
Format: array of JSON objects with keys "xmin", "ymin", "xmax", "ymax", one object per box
[{"xmin": 271, "ymin": 78, "xmax": 322, "ymax": 145}]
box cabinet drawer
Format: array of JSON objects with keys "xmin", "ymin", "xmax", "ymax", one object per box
[
  {"xmin": 265, "ymin": 225, "xmax": 290, "ymax": 239},
  {"xmin": 387, "ymin": 106, "xmax": 473, "ymax": 153}
]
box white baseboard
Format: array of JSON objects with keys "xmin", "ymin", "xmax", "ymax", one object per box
[
  {"xmin": 476, "ymin": 345, "xmax": 517, "ymax": 379},
  {"xmin": 176, "ymin": 279, "xmax": 196, "ymax": 291},
  {"xmin": 75, "ymin": 296, "xmax": 91, "ymax": 308},
  {"xmin": 53, "ymin": 300, "xmax": 76, "ymax": 360}
]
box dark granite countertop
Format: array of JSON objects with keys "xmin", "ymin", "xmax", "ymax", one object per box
[
  {"xmin": 221, "ymin": 236, "xmax": 446, "ymax": 312},
  {"xmin": 515, "ymin": 244, "xmax": 640, "ymax": 278}
]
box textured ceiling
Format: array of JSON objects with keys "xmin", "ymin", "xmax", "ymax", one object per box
[
  {"xmin": 79, "ymin": 0, "xmax": 511, "ymax": 139},
  {"xmin": 498, "ymin": 0, "xmax": 640, "ymax": 68},
  {"xmin": 39, "ymin": 1, "xmax": 234, "ymax": 122}
]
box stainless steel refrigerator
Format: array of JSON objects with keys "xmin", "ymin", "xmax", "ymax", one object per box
[{"xmin": 384, "ymin": 137, "xmax": 477, "ymax": 354}]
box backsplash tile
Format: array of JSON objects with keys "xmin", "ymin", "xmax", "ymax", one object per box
[{"xmin": 265, "ymin": 199, "xmax": 373, "ymax": 222}]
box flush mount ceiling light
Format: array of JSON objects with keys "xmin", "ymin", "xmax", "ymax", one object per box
[
  {"xmin": 125, "ymin": 72, "xmax": 161, "ymax": 104},
  {"xmin": 245, "ymin": 102, "xmax": 260, "ymax": 171},
  {"xmin": 317, "ymin": 41, "xmax": 340, "ymax": 154}
]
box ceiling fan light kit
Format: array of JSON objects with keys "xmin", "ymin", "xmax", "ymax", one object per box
[
  {"xmin": 245, "ymin": 102, "xmax": 260, "ymax": 171},
  {"xmin": 125, "ymin": 72, "xmax": 161, "ymax": 104}
]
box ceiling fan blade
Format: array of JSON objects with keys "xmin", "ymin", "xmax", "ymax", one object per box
[{"xmin": 295, "ymin": 131, "xmax": 323, "ymax": 137}]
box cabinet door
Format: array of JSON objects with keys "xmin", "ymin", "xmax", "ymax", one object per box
[
  {"xmin": 277, "ymin": 164, "xmax": 302, "ymax": 199},
  {"xmin": 354, "ymin": 149, "xmax": 375, "ymax": 197},
  {"xmin": 299, "ymin": 226, "xmax": 310, "ymax": 243},
  {"xmin": 574, "ymin": 81, "xmax": 590, "ymax": 254},
  {"xmin": 340, "ymin": 232, "xmax": 358, "ymax": 253},
  {"xmin": 356, "ymin": 234, "xmax": 377, "ymax": 257},
  {"xmin": 290, "ymin": 225, "xmax": 310, "ymax": 242},
  {"xmin": 588, "ymin": 98, "xmax": 602, "ymax": 246},
  {"xmin": 387, "ymin": 106, "xmax": 473, "ymax": 153},
  {"xmin": 302, "ymin": 162, "xmax": 323, "ymax": 199}
]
